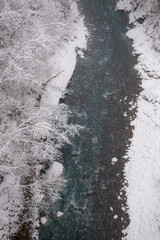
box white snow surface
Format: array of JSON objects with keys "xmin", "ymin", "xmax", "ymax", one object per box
[
  {"xmin": 43, "ymin": 2, "xmax": 88, "ymax": 106},
  {"xmin": 40, "ymin": 217, "xmax": 47, "ymax": 225},
  {"xmin": 117, "ymin": 1, "xmax": 160, "ymax": 240},
  {"xmin": 47, "ymin": 161, "xmax": 64, "ymax": 181},
  {"xmin": 111, "ymin": 157, "xmax": 118, "ymax": 164},
  {"xmin": 56, "ymin": 211, "xmax": 64, "ymax": 218}
]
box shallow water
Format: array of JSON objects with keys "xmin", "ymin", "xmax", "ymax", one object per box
[{"xmin": 40, "ymin": 0, "xmax": 140, "ymax": 239}]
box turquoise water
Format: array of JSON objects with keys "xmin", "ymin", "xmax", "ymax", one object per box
[{"xmin": 40, "ymin": 0, "xmax": 140, "ymax": 239}]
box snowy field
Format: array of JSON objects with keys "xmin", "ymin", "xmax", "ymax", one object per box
[
  {"xmin": 0, "ymin": 0, "xmax": 88, "ymax": 239},
  {"xmin": 117, "ymin": 0, "xmax": 160, "ymax": 239}
]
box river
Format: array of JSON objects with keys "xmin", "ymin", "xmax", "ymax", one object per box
[{"xmin": 40, "ymin": 0, "xmax": 140, "ymax": 239}]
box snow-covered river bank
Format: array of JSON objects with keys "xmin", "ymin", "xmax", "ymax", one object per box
[
  {"xmin": 0, "ymin": 1, "xmax": 87, "ymax": 239},
  {"xmin": 117, "ymin": 1, "xmax": 160, "ymax": 239}
]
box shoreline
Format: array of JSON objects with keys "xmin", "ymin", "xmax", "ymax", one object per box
[{"xmin": 117, "ymin": 1, "xmax": 160, "ymax": 239}]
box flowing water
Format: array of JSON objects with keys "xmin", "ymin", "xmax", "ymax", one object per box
[{"xmin": 40, "ymin": 0, "xmax": 141, "ymax": 239}]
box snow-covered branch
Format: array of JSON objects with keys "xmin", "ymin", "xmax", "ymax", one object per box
[{"xmin": 0, "ymin": 0, "xmax": 88, "ymax": 239}]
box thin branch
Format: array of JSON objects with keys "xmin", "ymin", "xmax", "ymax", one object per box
[
  {"xmin": 42, "ymin": 70, "xmax": 65, "ymax": 89},
  {"xmin": 9, "ymin": 20, "xmax": 25, "ymax": 41}
]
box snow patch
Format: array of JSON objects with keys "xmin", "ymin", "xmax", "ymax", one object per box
[
  {"xmin": 47, "ymin": 161, "xmax": 64, "ymax": 181},
  {"xmin": 40, "ymin": 217, "xmax": 47, "ymax": 225},
  {"xmin": 56, "ymin": 211, "xmax": 64, "ymax": 218},
  {"xmin": 110, "ymin": 207, "xmax": 113, "ymax": 211},
  {"xmin": 111, "ymin": 157, "xmax": 118, "ymax": 164},
  {"xmin": 43, "ymin": 3, "xmax": 88, "ymax": 106}
]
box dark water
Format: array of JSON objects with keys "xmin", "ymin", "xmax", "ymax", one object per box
[{"xmin": 40, "ymin": 0, "xmax": 140, "ymax": 239}]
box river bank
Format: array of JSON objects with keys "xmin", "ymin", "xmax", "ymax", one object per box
[{"xmin": 117, "ymin": 1, "xmax": 160, "ymax": 239}]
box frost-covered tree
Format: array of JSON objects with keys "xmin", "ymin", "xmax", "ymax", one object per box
[
  {"xmin": 117, "ymin": 0, "xmax": 160, "ymax": 51},
  {"xmin": 0, "ymin": 0, "xmax": 84, "ymax": 239}
]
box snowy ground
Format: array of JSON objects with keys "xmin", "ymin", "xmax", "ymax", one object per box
[{"xmin": 117, "ymin": 1, "xmax": 160, "ymax": 239}]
